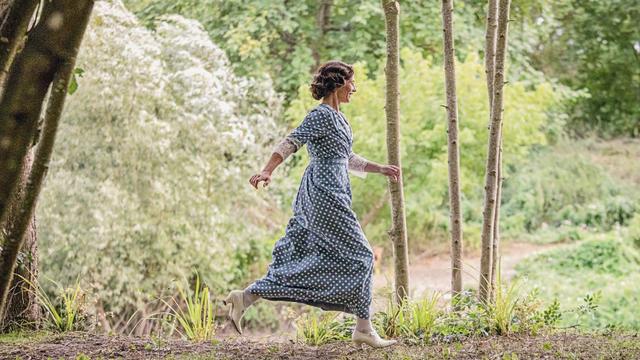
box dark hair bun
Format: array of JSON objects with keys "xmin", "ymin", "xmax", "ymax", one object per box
[{"xmin": 310, "ymin": 60, "xmax": 354, "ymax": 100}]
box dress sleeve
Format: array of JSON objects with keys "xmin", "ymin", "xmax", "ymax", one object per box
[
  {"xmin": 286, "ymin": 108, "xmax": 331, "ymax": 149},
  {"xmin": 348, "ymin": 151, "xmax": 368, "ymax": 178},
  {"xmin": 272, "ymin": 137, "xmax": 298, "ymax": 161}
]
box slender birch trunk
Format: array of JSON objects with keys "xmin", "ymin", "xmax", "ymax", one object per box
[
  {"xmin": 0, "ymin": 0, "xmax": 94, "ymax": 317},
  {"xmin": 490, "ymin": 140, "xmax": 502, "ymax": 300},
  {"xmin": 483, "ymin": 0, "xmax": 499, "ymax": 301},
  {"xmin": 381, "ymin": 0, "xmax": 410, "ymax": 303},
  {"xmin": 479, "ymin": 0, "xmax": 511, "ymax": 304},
  {"xmin": 484, "ymin": 0, "xmax": 498, "ymax": 111},
  {"xmin": 441, "ymin": 0, "xmax": 463, "ymax": 296}
]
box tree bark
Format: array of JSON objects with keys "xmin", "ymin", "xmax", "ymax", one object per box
[
  {"xmin": 441, "ymin": 0, "xmax": 463, "ymax": 297},
  {"xmin": 381, "ymin": 0, "xmax": 410, "ymax": 303},
  {"xmin": 0, "ymin": 0, "xmax": 39, "ymax": 90},
  {"xmin": 490, "ymin": 139, "xmax": 502, "ymax": 300},
  {"xmin": 478, "ymin": 0, "xmax": 510, "ymax": 304},
  {"xmin": 0, "ymin": 0, "xmax": 94, "ymax": 319},
  {"xmin": 1, "ymin": 149, "xmax": 40, "ymax": 330},
  {"xmin": 483, "ymin": 0, "xmax": 500, "ymax": 301},
  {"xmin": 484, "ymin": 0, "xmax": 498, "ymax": 111},
  {"xmin": 311, "ymin": 0, "xmax": 333, "ymax": 69}
]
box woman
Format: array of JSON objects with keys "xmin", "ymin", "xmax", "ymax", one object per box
[{"xmin": 224, "ymin": 60, "xmax": 400, "ymax": 348}]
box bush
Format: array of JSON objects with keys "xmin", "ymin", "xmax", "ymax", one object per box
[
  {"xmin": 515, "ymin": 232, "xmax": 640, "ymax": 329},
  {"xmin": 629, "ymin": 214, "xmax": 640, "ymax": 249},
  {"xmin": 502, "ymin": 145, "xmax": 638, "ymax": 234},
  {"xmin": 37, "ymin": 1, "xmax": 289, "ymax": 331}
]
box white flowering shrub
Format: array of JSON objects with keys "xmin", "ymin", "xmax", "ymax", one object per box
[{"xmin": 37, "ymin": 0, "xmax": 290, "ymax": 323}]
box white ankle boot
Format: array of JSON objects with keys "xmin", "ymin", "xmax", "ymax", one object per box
[
  {"xmin": 223, "ymin": 290, "xmax": 246, "ymax": 334},
  {"xmin": 352, "ymin": 328, "xmax": 398, "ymax": 348}
]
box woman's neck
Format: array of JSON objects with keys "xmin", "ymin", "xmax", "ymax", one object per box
[{"xmin": 322, "ymin": 97, "xmax": 340, "ymax": 113}]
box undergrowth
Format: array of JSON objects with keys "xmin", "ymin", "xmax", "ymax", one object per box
[{"xmin": 295, "ymin": 281, "xmax": 599, "ymax": 346}]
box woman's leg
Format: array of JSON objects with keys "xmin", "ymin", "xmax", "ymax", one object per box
[
  {"xmin": 243, "ymin": 287, "xmax": 260, "ymax": 307},
  {"xmin": 356, "ymin": 316, "xmax": 374, "ymax": 333},
  {"xmin": 351, "ymin": 305, "xmax": 397, "ymax": 348}
]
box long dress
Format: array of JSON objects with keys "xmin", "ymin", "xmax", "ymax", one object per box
[{"xmin": 246, "ymin": 103, "xmax": 375, "ymax": 319}]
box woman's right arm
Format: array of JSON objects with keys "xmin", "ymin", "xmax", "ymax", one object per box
[
  {"xmin": 249, "ymin": 137, "xmax": 299, "ymax": 189},
  {"xmin": 251, "ymin": 108, "xmax": 327, "ymax": 189}
]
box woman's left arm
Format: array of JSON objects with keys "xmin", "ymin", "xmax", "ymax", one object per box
[{"xmin": 348, "ymin": 152, "xmax": 401, "ymax": 183}]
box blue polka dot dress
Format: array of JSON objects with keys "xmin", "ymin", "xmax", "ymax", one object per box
[{"xmin": 247, "ymin": 103, "xmax": 375, "ymax": 319}]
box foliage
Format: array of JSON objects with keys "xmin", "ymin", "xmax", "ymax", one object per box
[
  {"xmin": 501, "ymin": 143, "xmax": 639, "ymax": 234},
  {"xmin": 286, "ymin": 48, "xmax": 567, "ymax": 249},
  {"xmin": 296, "ymin": 284, "xmax": 587, "ymax": 346},
  {"xmin": 524, "ymin": 0, "xmax": 640, "ymax": 136},
  {"xmin": 373, "ymin": 292, "xmax": 442, "ymax": 343},
  {"xmin": 36, "ymin": 0, "xmax": 289, "ymax": 329},
  {"xmin": 629, "ymin": 214, "xmax": 640, "ymax": 249},
  {"xmin": 490, "ymin": 273, "xmax": 522, "ymax": 335},
  {"xmin": 515, "ymin": 231, "xmax": 640, "ymax": 329},
  {"xmin": 17, "ymin": 275, "xmax": 88, "ymax": 332},
  {"xmin": 525, "ymin": 234, "xmax": 640, "ymax": 275},
  {"xmin": 130, "ymin": 0, "xmax": 493, "ymax": 103},
  {"xmin": 294, "ymin": 310, "xmax": 353, "ymax": 346},
  {"xmin": 162, "ymin": 273, "xmax": 217, "ymax": 341}
]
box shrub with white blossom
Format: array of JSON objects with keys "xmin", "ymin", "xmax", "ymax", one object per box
[{"xmin": 37, "ymin": 0, "xmax": 291, "ymax": 329}]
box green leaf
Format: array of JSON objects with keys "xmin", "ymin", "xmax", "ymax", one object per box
[{"xmin": 67, "ymin": 68, "xmax": 85, "ymax": 95}]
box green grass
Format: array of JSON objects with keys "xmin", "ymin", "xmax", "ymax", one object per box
[
  {"xmin": 17, "ymin": 274, "xmax": 85, "ymax": 332},
  {"xmin": 515, "ymin": 231, "xmax": 640, "ymax": 330},
  {"xmin": 294, "ymin": 310, "xmax": 353, "ymax": 346},
  {"xmin": 374, "ymin": 292, "xmax": 442, "ymax": 342},
  {"xmin": 0, "ymin": 330, "xmax": 54, "ymax": 344},
  {"xmin": 162, "ymin": 273, "xmax": 217, "ymax": 341}
]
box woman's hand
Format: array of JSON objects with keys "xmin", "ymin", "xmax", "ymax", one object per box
[
  {"xmin": 249, "ymin": 170, "xmax": 272, "ymax": 189},
  {"xmin": 379, "ymin": 165, "xmax": 401, "ymax": 183}
]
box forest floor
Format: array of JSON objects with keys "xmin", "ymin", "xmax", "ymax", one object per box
[
  {"xmin": 4, "ymin": 241, "xmax": 620, "ymax": 360},
  {"xmin": 1, "ymin": 329, "xmax": 639, "ymax": 359}
]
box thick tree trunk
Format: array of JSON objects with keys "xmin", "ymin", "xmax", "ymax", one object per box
[
  {"xmin": 478, "ymin": 0, "xmax": 510, "ymax": 304},
  {"xmin": 0, "ymin": 0, "xmax": 40, "ymax": 221},
  {"xmin": 441, "ymin": 0, "xmax": 463, "ymax": 297},
  {"xmin": 0, "ymin": 0, "xmax": 39, "ymax": 89},
  {"xmin": 381, "ymin": 0, "xmax": 410, "ymax": 303},
  {"xmin": 0, "ymin": 0, "xmax": 94, "ymax": 318},
  {"xmin": 1, "ymin": 149, "xmax": 40, "ymax": 330}
]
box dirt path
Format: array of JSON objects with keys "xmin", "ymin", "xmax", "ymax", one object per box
[
  {"xmin": 371, "ymin": 241, "xmax": 563, "ymax": 310},
  {"xmin": 2, "ymin": 330, "xmax": 638, "ymax": 359}
]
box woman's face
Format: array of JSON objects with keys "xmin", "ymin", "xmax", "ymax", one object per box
[{"xmin": 336, "ymin": 75, "xmax": 357, "ymax": 103}]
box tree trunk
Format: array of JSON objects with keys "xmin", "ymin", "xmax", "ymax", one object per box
[
  {"xmin": 441, "ymin": 0, "xmax": 463, "ymax": 297},
  {"xmin": 0, "ymin": 0, "xmax": 94, "ymax": 318},
  {"xmin": 484, "ymin": 0, "xmax": 498, "ymax": 112},
  {"xmin": 490, "ymin": 139, "xmax": 502, "ymax": 300},
  {"xmin": 381, "ymin": 0, "xmax": 410, "ymax": 303},
  {"xmin": 483, "ymin": 0, "xmax": 499, "ymax": 301},
  {"xmin": 1, "ymin": 149, "xmax": 40, "ymax": 330},
  {"xmin": 478, "ymin": 0, "xmax": 510, "ymax": 304},
  {"xmin": 0, "ymin": 0, "xmax": 39, "ymax": 89},
  {"xmin": 311, "ymin": 0, "xmax": 333, "ymax": 69}
]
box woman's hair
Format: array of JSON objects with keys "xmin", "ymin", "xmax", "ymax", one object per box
[{"xmin": 310, "ymin": 60, "xmax": 354, "ymax": 100}]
